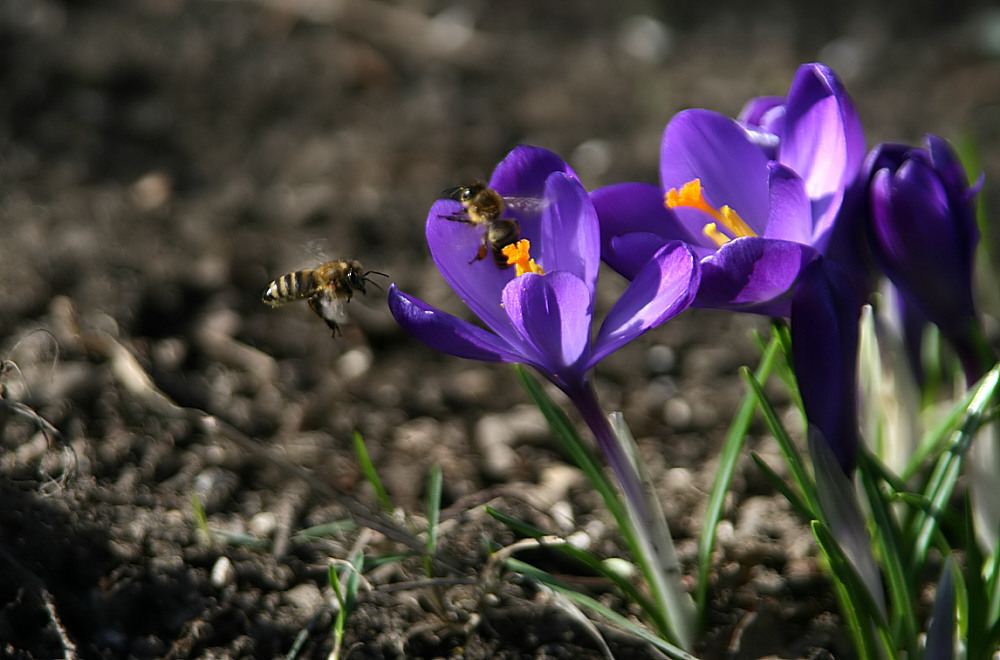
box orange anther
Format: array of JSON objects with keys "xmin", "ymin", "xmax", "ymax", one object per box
[
  {"xmin": 502, "ymin": 239, "xmax": 545, "ymax": 276},
  {"xmin": 665, "ymin": 178, "xmax": 756, "ymax": 246}
]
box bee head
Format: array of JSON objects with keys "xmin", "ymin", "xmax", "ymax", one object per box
[
  {"xmin": 443, "ymin": 182, "xmax": 485, "ymax": 204},
  {"xmin": 346, "ymin": 263, "xmax": 367, "ymax": 293}
]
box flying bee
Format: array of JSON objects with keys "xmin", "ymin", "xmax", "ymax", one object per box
[
  {"xmin": 262, "ymin": 259, "xmax": 385, "ymax": 336},
  {"xmin": 441, "ymin": 182, "xmax": 544, "ymax": 269}
]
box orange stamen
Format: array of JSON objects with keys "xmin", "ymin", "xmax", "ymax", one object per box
[
  {"xmin": 665, "ymin": 178, "xmax": 756, "ymax": 248},
  {"xmin": 502, "ymin": 239, "xmax": 545, "ymax": 276}
]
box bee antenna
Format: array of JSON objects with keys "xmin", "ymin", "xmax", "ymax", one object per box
[{"xmin": 363, "ymin": 270, "xmax": 389, "ymax": 291}]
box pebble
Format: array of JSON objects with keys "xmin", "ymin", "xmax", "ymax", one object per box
[
  {"xmin": 210, "ymin": 556, "xmax": 236, "ymax": 588},
  {"xmin": 249, "ymin": 511, "xmax": 278, "ymax": 539},
  {"xmin": 664, "ymin": 397, "xmax": 693, "ymax": 428},
  {"xmin": 192, "ymin": 467, "xmax": 239, "ymax": 513},
  {"xmin": 663, "ymin": 466, "xmax": 693, "ymax": 492},
  {"xmin": 645, "ymin": 344, "xmax": 676, "ymax": 375},
  {"xmin": 618, "ymin": 15, "xmax": 673, "ymax": 63},
  {"xmin": 336, "ymin": 348, "xmax": 372, "ymax": 379},
  {"xmin": 569, "ymin": 138, "xmax": 612, "ymax": 180},
  {"xmin": 474, "ymin": 405, "xmax": 547, "ymax": 480},
  {"xmin": 284, "ymin": 583, "xmax": 325, "ymax": 620}
]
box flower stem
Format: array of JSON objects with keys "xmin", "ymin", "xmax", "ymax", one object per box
[
  {"xmin": 566, "ymin": 380, "xmax": 649, "ymax": 522},
  {"xmin": 564, "ymin": 379, "xmax": 696, "ymax": 649}
]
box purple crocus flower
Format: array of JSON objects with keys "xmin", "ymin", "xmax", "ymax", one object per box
[
  {"xmin": 389, "ymin": 145, "xmax": 701, "ymax": 508},
  {"xmin": 865, "ymin": 136, "xmax": 995, "ymax": 384},
  {"xmin": 593, "ymin": 62, "xmax": 865, "ymax": 316},
  {"xmin": 593, "ymin": 63, "xmax": 865, "ymax": 471}
]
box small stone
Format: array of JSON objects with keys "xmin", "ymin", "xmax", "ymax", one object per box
[
  {"xmin": 249, "ymin": 512, "xmax": 278, "ymax": 539},
  {"xmin": 474, "ymin": 405, "xmax": 547, "ymax": 480},
  {"xmin": 664, "ymin": 397, "xmax": 692, "ymax": 428},
  {"xmin": 618, "ymin": 15, "xmax": 673, "ymax": 63},
  {"xmin": 336, "ymin": 348, "xmax": 372, "ymax": 379},
  {"xmin": 645, "ymin": 344, "xmax": 676, "ymax": 375},
  {"xmin": 569, "ymin": 139, "xmax": 613, "ymax": 180},
  {"xmin": 130, "ymin": 171, "xmax": 172, "ymax": 210},
  {"xmin": 284, "ymin": 583, "xmax": 324, "ymax": 620},
  {"xmin": 210, "ymin": 556, "xmax": 236, "ymax": 588}
]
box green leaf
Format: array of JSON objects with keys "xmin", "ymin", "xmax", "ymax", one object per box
[
  {"xmin": 743, "ymin": 368, "xmax": 819, "ymax": 516},
  {"xmin": 911, "ymin": 365, "xmax": 1000, "ymax": 571},
  {"xmin": 353, "ymin": 431, "xmax": 393, "ymax": 512},
  {"xmin": 424, "ymin": 464, "xmax": 443, "ymax": 578},
  {"xmin": 294, "ymin": 520, "xmax": 356, "ymax": 541},
  {"xmin": 696, "ymin": 333, "xmax": 780, "ymax": 623},
  {"xmin": 925, "ymin": 556, "xmax": 957, "ymax": 660},
  {"xmin": 811, "ymin": 521, "xmax": 893, "ymax": 660},
  {"xmin": 505, "ymin": 557, "xmax": 698, "ymax": 660},
  {"xmin": 749, "ymin": 452, "xmax": 811, "ymax": 520},
  {"xmin": 485, "ymin": 506, "xmax": 552, "ymax": 539},
  {"xmin": 855, "ymin": 450, "xmax": 918, "ymax": 654},
  {"xmin": 810, "ymin": 432, "xmax": 886, "ymax": 619}
]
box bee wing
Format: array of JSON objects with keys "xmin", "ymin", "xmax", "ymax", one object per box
[
  {"xmin": 304, "ymin": 238, "xmax": 332, "ymax": 263},
  {"xmin": 502, "ymin": 196, "xmax": 548, "ymax": 215}
]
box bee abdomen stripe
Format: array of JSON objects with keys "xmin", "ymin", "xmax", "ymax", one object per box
[
  {"xmin": 274, "ymin": 270, "xmax": 314, "ymax": 299},
  {"xmin": 294, "ymin": 270, "xmax": 315, "ymax": 297}
]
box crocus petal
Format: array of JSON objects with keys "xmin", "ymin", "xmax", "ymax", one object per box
[
  {"xmin": 660, "ymin": 108, "xmax": 771, "ymax": 236},
  {"xmin": 763, "ymin": 162, "xmax": 813, "ymax": 245},
  {"xmin": 501, "ymin": 271, "xmax": 592, "ymax": 380},
  {"xmin": 927, "ymin": 134, "xmax": 980, "ymax": 247},
  {"xmin": 791, "ymin": 258, "xmax": 860, "ymax": 473},
  {"xmin": 871, "ymin": 164, "xmax": 976, "ymax": 337},
  {"xmin": 539, "ymin": 172, "xmax": 600, "ymax": 292},
  {"xmin": 489, "ymin": 145, "xmax": 577, "ymax": 200},
  {"xmin": 388, "ymin": 285, "xmax": 524, "ymax": 363},
  {"xmin": 604, "ymin": 232, "xmax": 674, "ymax": 281},
  {"xmin": 589, "ymin": 241, "xmax": 699, "ymax": 367},
  {"xmin": 738, "ymin": 95, "xmax": 785, "ymax": 159},
  {"xmin": 425, "ymin": 199, "xmax": 528, "ymax": 352},
  {"xmin": 697, "ymin": 237, "xmax": 817, "ymax": 315},
  {"xmin": 593, "ymin": 182, "xmax": 705, "ymax": 278},
  {"xmin": 780, "ymin": 63, "xmax": 865, "ymax": 234},
  {"xmin": 739, "ymin": 95, "xmax": 786, "ymax": 132}
]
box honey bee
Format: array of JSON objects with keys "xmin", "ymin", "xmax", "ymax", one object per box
[
  {"xmin": 262, "ymin": 259, "xmax": 384, "ymax": 335},
  {"xmin": 442, "ymin": 182, "xmax": 543, "ymax": 268}
]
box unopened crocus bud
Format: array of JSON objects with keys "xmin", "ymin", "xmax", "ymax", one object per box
[{"xmin": 866, "ymin": 136, "xmax": 992, "ymax": 383}]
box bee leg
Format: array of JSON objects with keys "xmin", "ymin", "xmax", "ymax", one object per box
[
  {"xmin": 308, "ymin": 297, "xmax": 342, "ymax": 337},
  {"xmin": 469, "ymin": 243, "xmax": 489, "ymax": 265},
  {"xmin": 441, "ymin": 212, "xmax": 472, "ymax": 224}
]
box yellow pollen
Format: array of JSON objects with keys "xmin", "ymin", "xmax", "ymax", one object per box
[
  {"xmin": 502, "ymin": 239, "xmax": 546, "ymax": 276},
  {"xmin": 664, "ymin": 178, "xmax": 756, "ymax": 248}
]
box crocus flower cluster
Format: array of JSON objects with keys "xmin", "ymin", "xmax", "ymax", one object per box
[
  {"xmin": 390, "ymin": 62, "xmax": 991, "ymax": 479},
  {"xmin": 592, "ymin": 63, "xmax": 867, "ymax": 470},
  {"xmin": 383, "ymin": 60, "xmax": 997, "ymax": 657}
]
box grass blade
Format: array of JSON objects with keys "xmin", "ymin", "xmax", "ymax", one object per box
[
  {"xmin": 925, "ymin": 556, "xmax": 957, "ymax": 660},
  {"xmin": 505, "ymin": 557, "xmax": 698, "ymax": 660},
  {"xmin": 424, "ymin": 464, "xmax": 442, "ymax": 577},
  {"xmin": 810, "ymin": 432, "xmax": 886, "ymax": 619},
  {"xmin": 911, "ymin": 365, "xmax": 1000, "ymax": 571},
  {"xmin": 353, "ymin": 431, "xmax": 392, "ymax": 512},
  {"xmin": 811, "ymin": 521, "xmax": 892, "ymax": 660},
  {"xmin": 743, "ymin": 367, "xmax": 819, "ymax": 516},
  {"xmin": 696, "ymin": 333, "xmax": 780, "ymax": 622}
]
